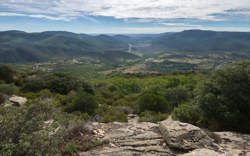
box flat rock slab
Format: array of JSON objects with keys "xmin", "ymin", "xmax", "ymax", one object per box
[
  {"xmin": 215, "ymin": 132, "xmax": 250, "ymax": 156},
  {"xmin": 80, "ymin": 116, "xmax": 250, "ymax": 156},
  {"xmin": 80, "ymin": 116, "xmax": 172, "ymax": 156}
]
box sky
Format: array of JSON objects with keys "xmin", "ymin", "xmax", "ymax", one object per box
[{"xmin": 0, "ymin": 0, "xmax": 250, "ymax": 34}]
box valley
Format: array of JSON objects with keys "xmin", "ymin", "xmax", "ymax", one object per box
[
  {"xmin": 1, "ymin": 29, "xmax": 250, "ymax": 156},
  {"xmin": 3, "ymin": 29, "xmax": 249, "ymax": 78}
]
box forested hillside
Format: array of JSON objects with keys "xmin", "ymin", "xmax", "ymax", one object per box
[
  {"xmin": 0, "ymin": 31, "xmax": 134, "ymax": 62},
  {"xmin": 0, "ymin": 61, "xmax": 250, "ymax": 155},
  {"xmin": 151, "ymin": 30, "xmax": 250, "ymax": 53}
]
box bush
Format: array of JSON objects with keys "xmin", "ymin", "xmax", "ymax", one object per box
[
  {"xmin": 0, "ymin": 83, "xmax": 19, "ymax": 95},
  {"xmin": 23, "ymin": 73, "xmax": 94, "ymax": 95},
  {"xmin": 22, "ymin": 79, "xmax": 47, "ymax": 92},
  {"xmin": 165, "ymin": 86, "xmax": 190, "ymax": 109},
  {"xmin": 113, "ymin": 94, "xmax": 139, "ymax": 113},
  {"xmin": 139, "ymin": 110, "xmax": 168, "ymax": 123},
  {"xmin": 63, "ymin": 143, "xmax": 78, "ymax": 155},
  {"xmin": 0, "ymin": 65, "xmax": 15, "ymax": 83},
  {"xmin": 0, "ymin": 92, "xmax": 4, "ymax": 104},
  {"xmin": 101, "ymin": 107, "xmax": 128, "ymax": 123},
  {"xmin": 138, "ymin": 93, "xmax": 170, "ymax": 113},
  {"xmin": 83, "ymin": 140, "xmax": 104, "ymax": 151},
  {"xmin": 172, "ymin": 102, "xmax": 202, "ymax": 126},
  {"xmin": 197, "ymin": 61, "xmax": 250, "ymax": 133},
  {"xmin": 0, "ymin": 101, "xmax": 65, "ymax": 156},
  {"xmin": 64, "ymin": 89, "xmax": 97, "ymax": 115}
]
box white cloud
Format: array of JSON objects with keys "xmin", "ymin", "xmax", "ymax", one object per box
[
  {"xmin": 0, "ymin": 0, "xmax": 250, "ymax": 21},
  {"xmin": 160, "ymin": 23, "xmax": 202, "ymax": 27},
  {"xmin": 115, "ymin": 26, "xmax": 250, "ymax": 34},
  {"xmin": 78, "ymin": 26, "xmax": 250, "ymax": 34},
  {"xmin": 0, "ymin": 12, "xmax": 71, "ymax": 21}
]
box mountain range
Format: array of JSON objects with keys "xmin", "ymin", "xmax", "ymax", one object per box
[{"xmin": 1, "ymin": 30, "xmax": 250, "ymax": 63}]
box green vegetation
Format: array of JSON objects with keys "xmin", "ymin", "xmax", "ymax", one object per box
[
  {"xmin": 83, "ymin": 140, "xmax": 104, "ymax": 151},
  {"xmin": 0, "ymin": 101, "xmax": 65, "ymax": 156},
  {"xmin": 151, "ymin": 30, "xmax": 250, "ymax": 53},
  {"xmin": 138, "ymin": 93, "xmax": 170, "ymax": 113},
  {"xmin": 101, "ymin": 106, "xmax": 128, "ymax": 123},
  {"xmin": 196, "ymin": 61, "xmax": 250, "ymax": 133},
  {"xmin": 64, "ymin": 89, "xmax": 97, "ymax": 115},
  {"xmin": 139, "ymin": 111, "xmax": 168, "ymax": 123},
  {"xmin": 0, "ymin": 65, "xmax": 16, "ymax": 83},
  {"xmin": 63, "ymin": 143, "xmax": 78, "ymax": 155},
  {"xmin": 0, "ymin": 92, "xmax": 4, "ymax": 104},
  {"xmin": 0, "ymin": 31, "xmax": 136, "ymax": 63},
  {"xmin": 1, "ymin": 59, "xmax": 250, "ymax": 155},
  {"xmin": 172, "ymin": 102, "xmax": 202, "ymax": 126},
  {"xmin": 0, "ymin": 83, "xmax": 19, "ymax": 95}
]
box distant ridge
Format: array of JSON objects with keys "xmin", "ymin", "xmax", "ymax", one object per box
[
  {"xmin": 0, "ymin": 30, "xmax": 136, "ymax": 63},
  {"xmin": 151, "ymin": 29, "xmax": 250, "ymax": 53},
  {"xmin": 1, "ymin": 29, "xmax": 250, "ymax": 63}
]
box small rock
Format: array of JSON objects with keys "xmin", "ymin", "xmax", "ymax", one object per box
[{"xmin": 9, "ymin": 95, "xmax": 27, "ymax": 106}]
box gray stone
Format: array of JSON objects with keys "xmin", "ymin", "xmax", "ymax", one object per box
[
  {"xmin": 9, "ymin": 95, "xmax": 27, "ymax": 106},
  {"xmin": 159, "ymin": 116, "xmax": 215, "ymax": 151},
  {"xmin": 79, "ymin": 115, "xmax": 250, "ymax": 156},
  {"xmin": 80, "ymin": 115, "xmax": 172, "ymax": 156}
]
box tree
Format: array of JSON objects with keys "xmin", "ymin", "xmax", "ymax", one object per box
[
  {"xmin": 45, "ymin": 73, "xmax": 79, "ymax": 94},
  {"xmin": 138, "ymin": 92, "xmax": 170, "ymax": 113},
  {"xmin": 0, "ymin": 65, "xmax": 15, "ymax": 83},
  {"xmin": 0, "ymin": 92, "xmax": 4, "ymax": 104},
  {"xmin": 197, "ymin": 61, "xmax": 250, "ymax": 133},
  {"xmin": 165, "ymin": 86, "xmax": 190, "ymax": 109},
  {"xmin": 172, "ymin": 102, "xmax": 202, "ymax": 126},
  {"xmin": 65, "ymin": 89, "xmax": 97, "ymax": 115}
]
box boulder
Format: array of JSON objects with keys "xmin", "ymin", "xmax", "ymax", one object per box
[
  {"xmin": 9, "ymin": 95, "xmax": 27, "ymax": 106},
  {"xmin": 159, "ymin": 116, "xmax": 216, "ymax": 151}
]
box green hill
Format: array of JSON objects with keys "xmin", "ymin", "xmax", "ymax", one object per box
[
  {"xmin": 151, "ymin": 30, "xmax": 250, "ymax": 53},
  {"xmin": 0, "ymin": 31, "xmax": 134, "ymax": 63}
]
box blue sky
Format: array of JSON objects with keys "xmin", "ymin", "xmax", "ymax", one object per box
[{"xmin": 0, "ymin": 0, "xmax": 250, "ymax": 34}]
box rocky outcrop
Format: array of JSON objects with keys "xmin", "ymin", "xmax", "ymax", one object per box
[
  {"xmin": 159, "ymin": 116, "xmax": 217, "ymax": 151},
  {"xmin": 80, "ymin": 115, "xmax": 172, "ymax": 156},
  {"xmin": 8, "ymin": 95, "xmax": 27, "ymax": 106},
  {"xmin": 80, "ymin": 115, "xmax": 250, "ymax": 156},
  {"xmin": 215, "ymin": 132, "xmax": 250, "ymax": 156}
]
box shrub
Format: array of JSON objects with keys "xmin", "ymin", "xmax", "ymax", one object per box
[
  {"xmin": 83, "ymin": 140, "xmax": 104, "ymax": 151},
  {"xmin": 63, "ymin": 143, "xmax": 78, "ymax": 155},
  {"xmin": 0, "ymin": 101, "xmax": 65, "ymax": 156},
  {"xmin": 23, "ymin": 73, "xmax": 93, "ymax": 95},
  {"xmin": 0, "ymin": 65, "xmax": 15, "ymax": 83},
  {"xmin": 0, "ymin": 83, "xmax": 19, "ymax": 95},
  {"xmin": 64, "ymin": 89, "xmax": 97, "ymax": 115},
  {"xmin": 197, "ymin": 61, "xmax": 250, "ymax": 133},
  {"xmin": 165, "ymin": 86, "xmax": 190, "ymax": 109},
  {"xmin": 22, "ymin": 79, "xmax": 47, "ymax": 92},
  {"xmin": 0, "ymin": 92, "xmax": 4, "ymax": 104},
  {"xmin": 138, "ymin": 93, "xmax": 170, "ymax": 113},
  {"xmin": 166, "ymin": 77, "xmax": 180, "ymax": 88},
  {"xmin": 172, "ymin": 102, "xmax": 202, "ymax": 126},
  {"xmin": 101, "ymin": 107, "xmax": 128, "ymax": 123},
  {"xmin": 139, "ymin": 110, "xmax": 168, "ymax": 123},
  {"xmin": 113, "ymin": 94, "xmax": 139, "ymax": 113}
]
